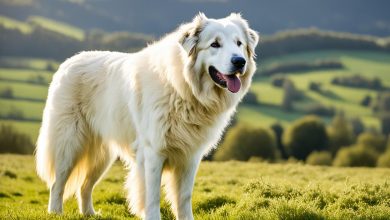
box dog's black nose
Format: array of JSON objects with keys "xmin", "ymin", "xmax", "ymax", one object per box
[{"xmin": 231, "ymin": 56, "xmax": 246, "ymax": 69}]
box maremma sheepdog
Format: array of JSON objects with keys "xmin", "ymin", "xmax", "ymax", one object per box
[{"xmin": 35, "ymin": 13, "xmax": 258, "ymax": 220}]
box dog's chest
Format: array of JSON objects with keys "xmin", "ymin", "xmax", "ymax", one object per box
[{"xmin": 163, "ymin": 99, "xmax": 221, "ymax": 150}]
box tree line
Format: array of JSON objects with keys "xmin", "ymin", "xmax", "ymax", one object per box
[{"xmin": 1, "ymin": 26, "xmax": 390, "ymax": 61}]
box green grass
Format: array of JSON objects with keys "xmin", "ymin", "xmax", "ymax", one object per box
[
  {"xmin": 0, "ymin": 81, "xmax": 48, "ymax": 100},
  {"xmin": 0, "ymin": 99, "xmax": 44, "ymax": 120},
  {"xmin": 1, "ymin": 154, "xmax": 390, "ymax": 219},
  {"xmin": 0, "ymin": 15, "xmax": 32, "ymax": 33},
  {"xmin": 0, "ymin": 56, "xmax": 59, "ymax": 70},
  {"xmin": 0, "ymin": 68, "xmax": 53, "ymax": 83},
  {"xmin": 28, "ymin": 16, "xmax": 85, "ymax": 41}
]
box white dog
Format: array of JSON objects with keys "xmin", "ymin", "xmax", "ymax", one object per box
[{"xmin": 35, "ymin": 13, "xmax": 258, "ymax": 220}]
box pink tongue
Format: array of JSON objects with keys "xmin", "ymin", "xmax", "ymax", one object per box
[{"xmin": 224, "ymin": 74, "xmax": 241, "ymax": 93}]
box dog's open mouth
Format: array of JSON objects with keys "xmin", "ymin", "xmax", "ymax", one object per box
[{"xmin": 208, "ymin": 66, "xmax": 241, "ymax": 93}]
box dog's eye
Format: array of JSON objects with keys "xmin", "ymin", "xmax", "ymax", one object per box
[
  {"xmin": 237, "ymin": 40, "xmax": 242, "ymax": 46},
  {"xmin": 210, "ymin": 41, "xmax": 220, "ymax": 48}
]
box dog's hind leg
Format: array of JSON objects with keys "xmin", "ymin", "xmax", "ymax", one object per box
[
  {"xmin": 48, "ymin": 118, "xmax": 86, "ymax": 214},
  {"xmin": 77, "ymin": 141, "xmax": 116, "ymax": 215},
  {"xmin": 126, "ymin": 147, "xmax": 146, "ymax": 218}
]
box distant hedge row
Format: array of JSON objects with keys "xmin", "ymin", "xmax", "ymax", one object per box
[
  {"xmin": 258, "ymin": 28, "xmax": 390, "ymax": 59},
  {"xmin": 260, "ymin": 60, "xmax": 343, "ymax": 76}
]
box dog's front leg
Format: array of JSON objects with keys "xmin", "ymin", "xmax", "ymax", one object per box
[
  {"xmin": 144, "ymin": 146, "xmax": 165, "ymax": 220},
  {"xmin": 164, "ymin": 152, "xmax": 202, "ymax": 220}
]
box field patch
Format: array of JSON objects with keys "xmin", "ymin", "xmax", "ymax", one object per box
[{"xmin": 1, "ymin": 155, "xmax": 390, "ymax": 219}]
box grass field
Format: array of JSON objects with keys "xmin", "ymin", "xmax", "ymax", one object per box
[{"xmin": 1, "ymin": 154, "xmax": 390, "ymax": 219}]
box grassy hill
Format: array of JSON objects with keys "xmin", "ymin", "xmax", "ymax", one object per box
[
  {"xmin": 1, "ymin": 154, "xmax": 389, "ymax": 219},
  {"xmin": 0, "ymin": 50, "xmax": 388, "ymax": 142},
  {"xmin": 239, "ymin": 50, "xmax": 390, "ymax": 129}
]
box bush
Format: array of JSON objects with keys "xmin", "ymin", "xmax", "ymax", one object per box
[
  {"xmin": 283, "ymin": 116, "xmax": 328, "ymax": 160},
  {"xmin": 303, "ymin": 103, "xmax": 335, "ymax": 117},
  {"xmin": 0, "ymin": 125, "xmax": 34, "ymax": 154},
  {"xmin": 242, "ymin": 91, "xmax": 259, "ymax": 105},
  {"xmin": 214, "ymin": 124, "xmax": 278, "ymax": 161},
  {"xmin": 271, "ymin": 75, "xmax": 287, "ymax": 87},
  {"xmin": 306, "ymin": 151, "xmax": 332, "ymax": 166},
  {"xmin": 0, "ymin": 87, "xmax": 13, "ymax": 98},
  {"xmin": 357, "ymin": 132, "xmax": 386, "ymax": 153},
  {"xmin": 333, "ymin": 145, "xmax": 379, "ymax": 167},
  {"xmin": 308, "ymin": 81, "xmax": 322, "ymax": 92},
  {"xmin": 377, "ymin": 151, "xmax": 390, "ymax": 167},
  {"xmin": 360, "ymin": 94, "xmax": 372, "ymax": 107}
]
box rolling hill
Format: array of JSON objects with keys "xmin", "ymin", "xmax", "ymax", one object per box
[
  {"xmin": 0, "ymin": 50, "xmax": 388, "ymax": 142},
  {"xmin": 1, "ymin": 0, "xmax": 390, "ymax": 36}
]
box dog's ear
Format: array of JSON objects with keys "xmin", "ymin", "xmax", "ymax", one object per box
[
  {"xmin": 180, "ymin": 13, "xmax": 207, "ymax": 56},
  {"xmin": 228, "ymin": 13, "xmax": 259, "ymax": 58}
]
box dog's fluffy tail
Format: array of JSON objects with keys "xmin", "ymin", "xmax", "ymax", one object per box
[{"xmin": 35, "ymin": 120, "xmax": 56, "ymax": 189}]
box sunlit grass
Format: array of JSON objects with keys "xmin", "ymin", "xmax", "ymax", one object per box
[
  {"xmin": 0, "ymin": 81, "xmax": 48, "ymax": 100},
  {"xmin": 0, "ymin": 56, "xmax": 59, "ymax": 70},
  {"xmin": 0, "ymin": 68, "xmax": 53, "ymax": 83},
  {"xmin": 1, "ymin": 155, "xmax": 390, "ymax": 219},
  {"xmin": 28, "ymin": 16, "xmax": 85, "ymax": 41},
  {"xmin": 0, "ymin": 99, "xmax": 44, "ymax": 120},
  {"xmin": 0, "ymin": 15, "xmax": 32, "ymax": 34}
]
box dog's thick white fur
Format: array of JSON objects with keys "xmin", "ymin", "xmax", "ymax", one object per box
[{"xmin": 35, "ymin": 13, "xmax": 258, "ymax": 220}]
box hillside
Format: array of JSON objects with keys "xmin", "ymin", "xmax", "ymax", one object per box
[
  {"xmin": 0, "ymin": 50, "xmax": 388, "ymax": 143},
  {"xmin": 1, "ymin": 0, "xmax": 390, "ymax": 36}
]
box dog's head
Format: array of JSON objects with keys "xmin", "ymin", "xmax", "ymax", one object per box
[{"xmin": 179, "ymin": 13, "xmax": 259, "ymax": 107}]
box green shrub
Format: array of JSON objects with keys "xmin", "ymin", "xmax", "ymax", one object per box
[
  {"xmin": 0, "ymin": 125, "xmax": 34, "ymax": 154},
  {"xmin": 283, "ymin": 116, "xmax": 328, "ymax": 160},
  {"xmin": 377, "ymin": 151, "xmax": 390, "ymax": 167},
  {"xmin": 357, "ymin": 132, "xmax": 386, "ymax": 153},
  {"xmin": 333, "ymin": 145, "xmax": 379, "ymax": 167},
  {"xmin": 306, "ymin": 151, "xmax": 332, "ymax": 166},
  {"xmin": 241, "ymin": 91, "xmax": 259, "ymax": 105},
  {"xmin": 214, "ymin": 124, "xmax": 278, "ymax": 161}
]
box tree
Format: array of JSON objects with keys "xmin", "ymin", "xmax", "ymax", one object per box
[
  {"xmin": 282, "ymin": 79, "xmax": 295, "ymax": 111},
  {"xmin": 327, "ymin": 112, "xmax": 354, "ymax": 155},
  {"xmin": 270, "ymin": 122, "xmax": 287, "ymax": 159},
  {"xmin": 214, "ymin": 124, "xmax": 278, "ymax": 161},
  {"xmin": 283, "ymin": 116, "xmax": 328, "ymax": 160},
  {"xmin": 350, "ymin": 117, "xmax": 365, "ymax": 136}
]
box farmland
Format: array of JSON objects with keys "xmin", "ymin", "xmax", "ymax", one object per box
[{"xmin": 1, "ymin": 50, "xmax": 389, "ymax": 141}]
